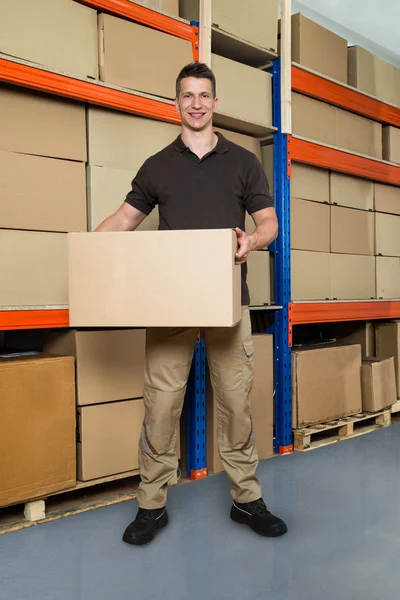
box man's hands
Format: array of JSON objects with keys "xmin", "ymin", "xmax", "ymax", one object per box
[{"xmin": 235, "ymin": 227, "xmax": 254, "ymax": 265}]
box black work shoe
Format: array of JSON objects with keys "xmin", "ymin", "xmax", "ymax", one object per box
[
  {"xmin": 231, "ymin": 498, "xmax": 288, "ymax": 538},
  {"xmin": 122, "ymin": 507, "xmax": 168, "ymax": 546}
]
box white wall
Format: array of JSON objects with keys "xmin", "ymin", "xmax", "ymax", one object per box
[{"xmin": 279, "ymin": 0, "xmax": 400, "ymax": 67}]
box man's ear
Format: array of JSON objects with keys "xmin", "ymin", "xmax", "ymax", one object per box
[
  {"xmin": 213, "ymin": 97, "xmax": 219, "ymax": 111},
  {"xmin": 174, "ymin": 98, "xmax": 180, "ymax": 114}
]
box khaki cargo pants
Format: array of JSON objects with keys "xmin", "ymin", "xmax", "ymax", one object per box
[{"xmin": 137, "ymin": 306, "xmax": 262, "ymax": 509}]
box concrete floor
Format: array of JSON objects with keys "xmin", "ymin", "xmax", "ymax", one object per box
[{"xmin": 1, "ymin": 424, "xmax": 400, "ymax": 600}]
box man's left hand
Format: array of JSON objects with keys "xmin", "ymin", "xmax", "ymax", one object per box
[{"xmin": 235, "ymin": 227, "xmax": 252, "ymax": 265}]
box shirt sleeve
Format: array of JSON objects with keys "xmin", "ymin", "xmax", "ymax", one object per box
[
  {"xmin": 124, "ymin": 159, "xmax": 158, "ymax": 215},
  {"xmin": 244, "ymin": 155, "xmax": 274, "ymax": 214}
]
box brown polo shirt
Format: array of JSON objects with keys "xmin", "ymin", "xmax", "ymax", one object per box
[{"xmin": 125, "ymin": 132, "xmax": 273, "ymax": 305}]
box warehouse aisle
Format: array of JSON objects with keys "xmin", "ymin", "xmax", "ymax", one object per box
[{"xmin": 1, "ymin": 425, "xmax": 400, "ymax": 600}]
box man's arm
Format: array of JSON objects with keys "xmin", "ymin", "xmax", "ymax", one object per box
[
  {"xmin": 235, "ymin": 207, "xmax": 278, "ymax": 265},
  {"xmin": 95, "ymin": 202, "xmax": 147, "ymax": 232}
]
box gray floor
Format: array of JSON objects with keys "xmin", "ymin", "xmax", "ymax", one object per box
[{"xmin": 2, "ymin": 425, "xmax": 400, "ymax": 600}]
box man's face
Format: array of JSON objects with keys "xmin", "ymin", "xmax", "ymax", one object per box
[{"xmin": 175, "ymin": 77, "xmax": 218, "ymax": 131}]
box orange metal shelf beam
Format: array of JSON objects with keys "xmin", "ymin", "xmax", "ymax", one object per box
[
  {"xmin": 0, "ymin": 58, "xmax": 180, "ymax": 123},
  {"xmin": 292, "ymin": 66, "xmax": 400, "ymax": 128},
  {"xmin": 290, "ymin": 301, "xmax": 400, "ymax": 326},
  {"xmin": 291, "ymin": 137, "xmax": 400, "ymax": 186},
  {"xmin": 76, "ymin": 0, "xmax": 199, "ymax": 60},
  {"xmin": 0, "ymin": 310, "xmax": 70, "ymax": 331}
]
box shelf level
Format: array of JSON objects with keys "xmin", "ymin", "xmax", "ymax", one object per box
[
  {"xmin": 290, "ymin": 301, "xmax": 400, "ymax": 326},
  {"xmin": 212, "ymin": 26, "xmax": 277, "ymax": 68},
  {"xmin": 0, "ymin": 56, "xmax": 180, "ymax": 123},
  {"xmin": 0, "ymin": 309, "xmax": 69, "ymax": 331},
  {"xmin": 292, "ymin": 64, "xmax": 400, "ymax": 128},
  {"xmin": 290, "ymin": 136, "xmax": 400, "ymax": 186}
]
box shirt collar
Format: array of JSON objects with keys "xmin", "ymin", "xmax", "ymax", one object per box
[{"xmin": 173, "ymin": 131, "xmax": 229, "ymax": 154}]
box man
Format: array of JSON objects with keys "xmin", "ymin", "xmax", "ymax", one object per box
[{"xmin": 95, "ymin": 62, "xmax": 288, "ymax": 545}]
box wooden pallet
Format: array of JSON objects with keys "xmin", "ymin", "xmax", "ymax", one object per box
[
  {"xmin": 293, "ymin": 410, "xmax": 392, "ymax": 452},
  {"xmin": 391, "ymin": 399, "xmax": 400, "ymax": 414}
]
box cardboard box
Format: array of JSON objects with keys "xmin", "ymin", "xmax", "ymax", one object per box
[
  {"xmin": 44, "ymin": 329, "xmax": 145, "ymax": 406},
  {"xmin": 292, "ymin": 344, "xmax": 362, "ymax": 428},
  {"xmin": 291, "ymin": 13, "xmax": 348, "ymax": 83},
  {"xmin": 376, "ymin": 257, "xmax": 400, "ymax": 299},
  {"xmin": 331, "ymin": 206, "xmax": 375, "ymax": 255},
  {"xmin": 374, "ymin": 183, "xmax": 400, "ymax": 216},
  {"xmin": 180, "ymin": 0, "xmax": 278, "ymax": 51},
  {"xmin": 247, "ymin": 251, "xmax": 273, "ymax": 306},
  {"xmin": 376, "ymin": 321, "xmax": 400, "ymax": 396},
  {"xmin": 330, "ymin": 254, "xmax": 376, "ymax": 299},
  {"xmin": 0, "ymin": 230, "xmax": 68, "ymax": 306},
  {"xmin": 327, "ymin": 321, "xmax": 375, "ymax": 358},
  {"xmin": 361, "ymin": 357, "xmax": 397, "ymax": 412},
  {"xmin": 383, "ymin": 126, "xmax": 400, "ymax": 164},
  {"xmin": 330, "ymin": 172, "xmax": 374, "ymax": 211},
  {"xmin": 87, "ymin": 107, "xmax": 180, "ymax": 170},
  {"xmin": 261, "ymin": 144, "xmax": 274, "ymax": 193},
  {"xmin": 336, "ymin": 108, "xmax": 382, "ymax": 159},
  {"xmin": 0, "ymin": 354, "xmax": 75, "ymax": 508},
  {"xmin": 291, "ymin": 198, "xmax": 330, "ymax": 252},
  {"xmin": 207, "ymin": 334, "xmax": 274, "ymax": 474},
  {"xmin": 292, "ymin": 92, "xmax": 337, "ymax": 147},
  {"xmin": 87, "ymin": 166, "xmax": 160, "ymax": 231},
  {"xmin": 291, "ymin": 251, "xmax": 331, "ymax": 301},
  {"xmin": 0, "ymin": 151, "xmax": 86, "ymax": 232},
  {"xmin": 291, "ymin": 163, "xmax": 330, "ymax": 204},
  {"xmin": 348, "ymin": 46, "xmax": 398, "ymax": 106},
  {"xmin": 136, "ymin": 0, "xmax": 179, "ymax": 16},
  {"xmin": 99, "ymin": 13, "xmax": 192, "ymax": 99},
  {"xmin": 77, "ymin": 399, "xmax": 144, "ymax": 481},
  {"xmin": 0, "ymin": 0, "xmax": 98, "ymax": 78},
  {"xmin": 0, "ymin": 84, "xmax": 86, "ymax": 161},
  {"xmin": 375, "ymin": 213, "xmax": 400, "ymax": 257},
  {"xmin": 292, "ymin": 93, "xmax": 382, "ymax": 159},
  {"xmin": 68, "ymin": 230, "xmax": 241, "ymax": 327},
  {"xmin": 212, "ymin": 54, "xmax": 272, "ymax": 128}
]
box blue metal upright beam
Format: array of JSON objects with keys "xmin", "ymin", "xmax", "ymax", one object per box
[
  {"xmin": 271, "ymin": 57, "xmax": 293, "ymax": 454},
  {"xmin": 186, "ymin": 334, "xmax": 208, "ymax": 479}
]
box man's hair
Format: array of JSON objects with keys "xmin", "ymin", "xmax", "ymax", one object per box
[{"xmin": 176, "ymin": 62, "xmax": 216, "ymax": 99}]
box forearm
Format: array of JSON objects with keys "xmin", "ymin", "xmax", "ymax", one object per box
[
  {"xmin": 248, "ymin": 217, "xmax": 278, "ymax": 251},
  {"xmin": 94, "ymin": 203, "xmax": 146, "ymax": 232}
]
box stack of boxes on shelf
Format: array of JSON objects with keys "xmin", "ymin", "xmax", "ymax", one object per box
[
  {"xmin": 285, "ymin": 13, "xmax": 400, "ymax": 302},
  {"xmin": 0, "ymin": 0, "xmax": 280, "ymax": 505}
]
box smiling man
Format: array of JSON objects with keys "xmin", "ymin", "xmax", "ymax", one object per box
[{"xmin": 95, "ymin": 62, "xmax": 287, "ymax": 545}]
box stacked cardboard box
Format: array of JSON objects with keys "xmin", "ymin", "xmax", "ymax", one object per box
[
  {"xmin": 207, "ymin": 334, "xmax": 274, "ymax": 474},
  {"xmin": 44, "ymin": 329, "xmax": 147, "ymax": 481},
  {"xmin": 0, "ymin": 0, "xmax": 98, "ymax": 78},
  {"xmin": 0, "ymin": 84, "xmax": 87, "ymax": 307},
  {"xmin": 0, "ymin": 354, "xmax": 76, "ymax": 507},
  {"xmin": 135, "ymin": 0, "xmax": 179, "ymax": 16},
  {"xmin": 348, "ymin": 46, "xmax": 400, "ymax": 107},
  {"xmin": 376, "ymin": 322, "xmax": 400, "ymax": 398},
  {"xmin": 374, "ymin": 181, "xmax": 400, "ymax": 299}
]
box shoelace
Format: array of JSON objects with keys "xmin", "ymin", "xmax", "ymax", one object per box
[
  {"xmin": 252, "ymin": 499, "xmax": 269, "ymax": 516},
  {"xmin": 136, "ymin": 509, "xmax": 153, "ymax": 523}
]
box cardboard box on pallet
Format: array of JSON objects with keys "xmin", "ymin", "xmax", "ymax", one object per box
[
  {"xmin": 179, "ymin": 0, "xmax": 278, "ymax": 51},
  {"xmin": 330, "ymin": 254, "xmax": 376, "ymax": 300},
  {"xmin": 376, "ymin": 257, "xmax": 400, "ymax": 299},
  {"xmin": 348, "ymin": 46, "xmax": 398, "ymax": 106},
  {"xmin": 0, "ymin": 354, "xmax": 75, "ymax": 508},
  {"xmin": 361, "ymin": 357, "xmax": 397, "ymax": 412},
  {"xmin": 326, "ymin": 321, "xmax": 375, "ymax": 358},
  {"xmin": 376, "ymin": 321, "xmax": 400, "ymax": 396},
  {"xmin": 291, "ymin": 250, "xmax": 331, "ymax": 301},
  {"xmin": 0, "ymin": 84, "xmax": 87, "ymax": 161},
  {"xmin": 247, "ymin": 251, "xmax": 273, "ymax": 307},
  {"xmin": 0, "ymin": 151, "xmax": 87, "ymax": 233},
  {"xmin": 207, "ymin": 334, "xmax": 274, "ymax": 474},
  {"xmin": 0, "ymin": 230, "xmax": 68, "ymax": 306},
  {"xmin": 290, "ymin": 13, "xmax": 348, "ymax": 83},
  {"xmin": 383, "ymin": 126, "xmax": 400, "ymax": 164},
  {"xmin": 292, "ymin": 344, "xmax": 362, "ymax": 428},
  {"xmin": 43, "ymin": 329, "xmax": 146, "ymax": 406},
  {"xmin": 98, "ymin": 13, "xmax": 192, "ymax": 100},
  {"xmin": 291, "ymin": 163, "xmax": 330, "ymax": 204},
  {"xmin": 212, "ymin": 54, "xmax": 273, "ymax": 130},
  {"xmin": 68, "ymin": 230, "xmax": 241, "ymax": 327},
  {"xmin": 0, "ymin": 0, "xmax": 98, "ymax": 79},
  {"xmin": 330, "ymin": 172, "xmax": 374, "ymax": 211},
  {"xmin": 374, "ymin": 183, "xmax": 400, "ymax": 216},
  {"xmin": 330, "ymin": 206, "xmax": 375, "ymax": 255},
  {"xmin": 292, "ymin": 93, "xmax": 383, "ymax": 159},
  {"xmin": 291, "ymin": 198, "xmax": 330, "ymax": 252},
  {"xmin": 375, "ymin": 213, "xmax": 400, "ymax": 257}
]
